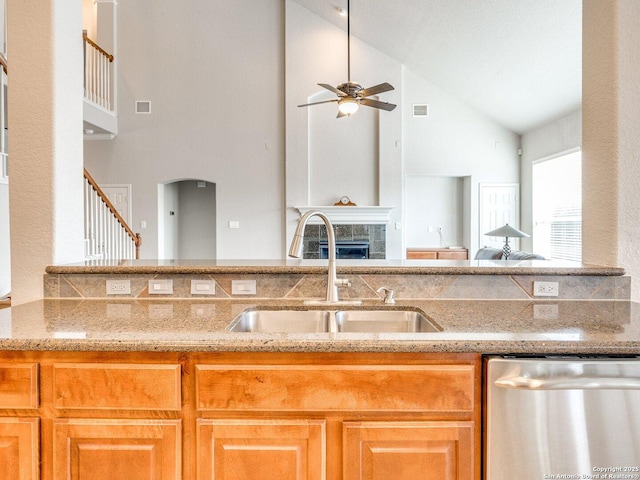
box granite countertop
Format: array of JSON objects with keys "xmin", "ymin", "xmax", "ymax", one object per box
[
  {"xmin": 45, "ymin": 259, "xmax": 626, "ymax": 276},
  {"xmin": 0, "ymin": 298, "xmax": 638, "ymax": 354}
]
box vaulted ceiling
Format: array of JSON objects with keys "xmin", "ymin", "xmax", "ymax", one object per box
[{"xmin": 291, "ymin": 0, "xmax": 582, "ymax": 135}]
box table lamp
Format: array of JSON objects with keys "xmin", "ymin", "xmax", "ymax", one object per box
[{"xmin": 484, "ymin": 224, "xmax": 529, "ymax": 260}]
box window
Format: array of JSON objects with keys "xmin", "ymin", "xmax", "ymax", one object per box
[{"xmin": 532, "ymin": 151, "xmax": 582, "ymax": 261}]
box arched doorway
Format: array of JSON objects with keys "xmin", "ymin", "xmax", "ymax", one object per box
[{"xmin": 158, "ymin": 179, "xmax": 216, "ymax": 259}]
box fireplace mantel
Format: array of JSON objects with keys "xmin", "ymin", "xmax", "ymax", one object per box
[{"xmin": 294, "ymin": 206, "xmax": 394, "ymax": 225}]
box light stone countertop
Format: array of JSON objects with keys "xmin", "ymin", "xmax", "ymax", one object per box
[
  {"xmin": 0, "ymin": 298, "xmax": 638, "ymax": 354},
  {"xmin": 45, "ymin": 259, "xmax": 626, "ymax": 276}
]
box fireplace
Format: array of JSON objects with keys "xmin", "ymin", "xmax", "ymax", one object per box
[
  {"xmin": 319, "ymin": 241, "xmax": 370, "ymax": 259},
  {"xmin": 302, "ymin": 224, "xmax": 385, "ymax": 259}
]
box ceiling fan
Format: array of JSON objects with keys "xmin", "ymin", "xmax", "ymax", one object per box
[{"xmin": 298, "ymin": 0, "xmax": 397, "ymax": 118}]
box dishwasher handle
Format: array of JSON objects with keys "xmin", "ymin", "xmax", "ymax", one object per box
[{"xmin": 495, "ymin": 375, "xmax": 640, "ymax": 390}]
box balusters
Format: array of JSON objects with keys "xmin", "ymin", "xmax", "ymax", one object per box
[{"xmin": 83, "ymin": 33, "xmax": 114, "ymax": 111}]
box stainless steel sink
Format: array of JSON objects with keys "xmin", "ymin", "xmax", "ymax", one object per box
[
  {"xmin": 226, "ymin": 309, "xmax": 331, "ymax": 333},
  {"xmin": 226, "ymin": 307, "xmax": 442, "ymax": 333},
  {"xmin": 335, "ymin": 309, "xmax": 442, "ymax": 333}
]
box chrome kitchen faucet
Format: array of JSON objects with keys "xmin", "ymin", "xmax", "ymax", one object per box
[{"xmin": 289, "ymin": 210, "xmax": 361, "ymax": 305}]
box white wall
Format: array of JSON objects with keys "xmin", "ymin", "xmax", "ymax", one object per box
[
  {"xmin": 309, "ymin": 104, "xmax": 379, "ymax": 206},
  {"xmin": 520, "ymin": 109, "xmax": 582, "ymax": 252},
  {"xmin": 285, "ymin": 0, "xmax": 403, "ymax": 258},
  {"xmin": 285, "ymin": 2, "xmax": 518, "ymax": 259},
  {"xmin": 405, "ymin": 176, "xmax": 465, "ymax": 248},
  {"xmin": 402, "ymin": 67, "xmax": 521, "ymax": 255},
  {"xmin": 0, "ymin": 183, "xmax": 9, "ymax": 296},
  {"xmin": 84, "ymin": 0, "xmax": 284, "ymax": 259},
  {"xmin": 8, "ymin": 0, "xmax": 85, "ymax": 305},
  {"xmin": 177, "ymin": 181, "xmax": 216, "ymax": 259}
]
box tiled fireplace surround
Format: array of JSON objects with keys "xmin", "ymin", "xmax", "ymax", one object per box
[{"xmin": 302, "ymin": 223, "xmax": 386, "ymax": 259}]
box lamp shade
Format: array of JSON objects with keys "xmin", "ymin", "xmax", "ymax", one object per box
[{"xmin": 484, "ymin": 224, "xmax": 529, "ymax": 238}]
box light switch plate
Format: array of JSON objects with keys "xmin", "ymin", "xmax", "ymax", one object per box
[
  {"xmin": 190, "ymin": 280, "xmax": 216, "ymax": 295},
  {"xmin": 232, "ymin": 280, "xmax": 257, "ymax": 295},
  {"xmin": 148, "ymin": 279, "xmax": 173, "ymax": 295}
]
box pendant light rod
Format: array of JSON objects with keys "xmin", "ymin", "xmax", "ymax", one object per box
[{"xmin": 347, "ymin": 0, "xmax": 351, "ymax": 82}]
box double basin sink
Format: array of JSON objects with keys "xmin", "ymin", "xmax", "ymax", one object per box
[{"xmin": 226, "ymin": 307, "xmax": 442, "ymax": 333}]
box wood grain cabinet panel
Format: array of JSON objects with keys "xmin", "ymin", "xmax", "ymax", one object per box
[
  {"xmin": 196, "ymin": 364, "xmax": 475, "ymax": 414},
  {"xmin": 343, "ymin": 421, "xmax": 475, "ymax": 480},
  {"xmin": 53, "ymin": 419, "xmax": 181, "ymax": 480},
  {"xmin": 52, "ymin": 363, "xmax": 181, "ymax": 410},
  {"xmin": 196, "ymin": 419, "xmax": 326, "ymax": 480},
  {"xmin": 406, "ymin": 249, "xmax": 468, "ymax": 260},
  {"xmin": 0, "ymin": 418, "xmax": 39, "ymax": 480},
  {"xmin": 0, "ymin": 363, "xmax": 38, "ymax": 409}
]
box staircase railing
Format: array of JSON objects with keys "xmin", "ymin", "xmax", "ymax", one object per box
[
  {"xmin": 83, "ymin": 31, "xmax": 114, "ymax": 111},
  {"xmin": 84, "ymin": 169, "xmax": 141, "ymax": 260}
]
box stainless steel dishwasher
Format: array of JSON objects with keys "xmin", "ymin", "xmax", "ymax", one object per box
[{"xmin": 486, "ymin": 356, "xmax": 640, "ymax": 480}]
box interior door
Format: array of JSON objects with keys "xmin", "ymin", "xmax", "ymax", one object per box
[
  {"xmin": 479, "ymin": 183, "xmax": 519, "ymax": 251},
  {"xmin": 101, "ymin": 185, "xmax": 131, "ymax": 225}
]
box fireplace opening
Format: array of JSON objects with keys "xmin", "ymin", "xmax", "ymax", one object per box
[{"xmin": 319, "ymin": 241, "xmax": 370, "ymax": 259}]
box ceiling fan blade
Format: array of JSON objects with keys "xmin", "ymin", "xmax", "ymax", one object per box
[
  {"xmin": 360, "ymin": 97, "xmax": 397, "ymax": 111},
  {"xmin": 318, "ymin": 83, "xmax": 346, "ymax": 96},
  {"xmin": 358, "ymin": 82, "xmax": 395, "ymax": 98},
  {"xmin": 298, "ymin": 99, "xmax": 339, "ymax": 108}
]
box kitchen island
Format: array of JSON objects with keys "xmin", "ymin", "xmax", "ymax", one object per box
[
  {"xmin": 3, "ymin": 256, "xmax": 636, "ymax": 480},
  {"xmin": 1, "ymin": 298, "xmax": 638, "ymax": 480}
]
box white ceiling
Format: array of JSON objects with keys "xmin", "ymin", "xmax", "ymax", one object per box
[{"xmin": 291, "ymin": 0, "xmax": 582, "ymax": 135}]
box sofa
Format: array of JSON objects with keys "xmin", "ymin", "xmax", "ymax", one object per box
[{"xmin": 474, "ymin": 247, "xmax": 546, "ymax": 260}]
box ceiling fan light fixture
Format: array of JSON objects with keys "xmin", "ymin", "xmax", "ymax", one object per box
[{"xmin": 338, "ymin": 98, "xmax": 359, "ymax": 115}]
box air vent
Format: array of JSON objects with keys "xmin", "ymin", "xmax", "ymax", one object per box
[
  {"xmin": 135, "ymin": 101, "xmax": 151, "ymax": 114},
  {"xmin": 413, "ymin": 104, "xmax": 429, "ymax": 117}
]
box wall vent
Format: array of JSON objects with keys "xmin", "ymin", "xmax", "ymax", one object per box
[
  {"xmin": 413, "ymin": 104, "xmax": 429, "ymax": 117},
  {"xmin": 135, "ymin": 101, "xmax": 151, "ymax": 114}
]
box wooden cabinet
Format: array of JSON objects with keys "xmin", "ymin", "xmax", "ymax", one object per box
[
  {"xmin": 196, "ymin": 419, "xmax": 326, "ymax": 480},
  {"xmin": 343, "ymin": 421, "xmax": 474, "ymax": 480},
  {"xmin": 406, "ymin": 248, "xmax": 468, "ymax": 260},
  {"xmin": 0, "ymin": 418, "xmax": 39, "ymax": 480},
  {"xmin": 195, "ymin": 353, "xmax": 480, "ymax": 480},
  {"xmin": 0, "ymin": 351, "xmax": 480, "ymax": 480},
  {"xmin": 0, "ymin": 363, "xmax": 39, "ymax": 480},
  {"xmin": 53, "ymin": 419, "xmax": 181, "ymax": 480}
]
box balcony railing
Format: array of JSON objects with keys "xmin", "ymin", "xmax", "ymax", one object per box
[
  {"xmin": 84, "ymin": 169, "xmax": 141, "ymax": 260},
  {"xmin": 83, "ymin": 31, "xmax": 114, "ymax": 111}
]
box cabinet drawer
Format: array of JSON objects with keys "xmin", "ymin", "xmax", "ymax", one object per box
[
  {"xmin": 437, "ymin": 250, "xmax": 468, "ymax": 260},
  {"xmin": 0, "ymin": 363, "xmax": 38, "ymax": 409},
  {"xmin": 53, "ymin": 363, "xmax": 181, "ymax": 411},
  {"xmin": 196, "ymin": 364, "xmax": 475, "ymax": 414},
  {"xmin": 406, "ymin": 251, "xmax": 437, "ymax": 259}
]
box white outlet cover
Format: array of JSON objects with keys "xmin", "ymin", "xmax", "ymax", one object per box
[
  {"xmin": 533, "ymin": 281, "xmax": 559, "ymax": 297},
  {"xmin": 106, "ymin": 279, "xmax": 131, "ymax": 295}
]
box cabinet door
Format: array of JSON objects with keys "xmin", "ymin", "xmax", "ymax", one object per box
[
  {"xmin": 343, "ymin": 421, "xmax": 475, "ymax": 480},
  {"xmin": 0, "ymin": 418, "xmax": 39, "ymax": 480},
  {"xmin": 53, "ymin": 419, "xmax": 181, "ymax": 480},
  {"xmin": 197, "ymin": 419, "xmax": 325, "ymax": 480}
]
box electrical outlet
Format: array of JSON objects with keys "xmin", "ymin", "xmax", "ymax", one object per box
[
  {"xmin": 533, "ymin": 304, "xmax": 559, "ymax": 320},
  {"xmin": 533, "ymin": 281, "xmax": 559, "ymax": 297},
  {"xmin": 106, "ymin": 279, "xmax": 131, "ymax": 295}
]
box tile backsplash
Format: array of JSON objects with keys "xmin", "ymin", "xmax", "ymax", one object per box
[{"xmin": 44, "ymin": 272, "xmax": 631, "ymax": 301}]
